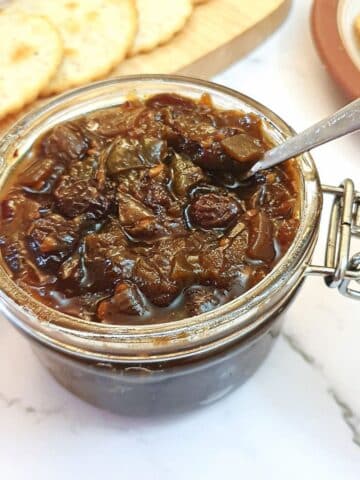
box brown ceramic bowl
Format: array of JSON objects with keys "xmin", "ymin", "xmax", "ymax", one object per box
[{"xmin": 312, "ymin": 0, "xmax": 360, "ymax": 99}]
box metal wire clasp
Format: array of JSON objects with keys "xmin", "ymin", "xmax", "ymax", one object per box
[{"xmin": 306, "ymin": 179, "xmax": 360, "ymax": 300}]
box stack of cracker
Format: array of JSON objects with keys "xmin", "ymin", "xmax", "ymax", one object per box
[{"xmin": 0, "ymin": 0, "xmax": 209, "ymax": 123}]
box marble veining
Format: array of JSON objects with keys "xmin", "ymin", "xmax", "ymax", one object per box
[
  {"xmin": 329, "ymin": 390, "xmax": 360, "ymax": 448},
  {"xmin": 0, "ymin": 391, "xmax": 63, "ymax": 419},
  {"xmin": 283, "ymin": 333, "xmax": 360, "ymax": 448}
]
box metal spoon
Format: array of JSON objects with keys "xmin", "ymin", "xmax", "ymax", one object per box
[{"xmin": 243, "ymin": 97, "xmax": 360, "ymax": 179}]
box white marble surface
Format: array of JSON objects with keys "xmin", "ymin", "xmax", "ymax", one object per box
[{"xmin": 1, "ymin": 1, "xmax": 359, "ymax": 478}]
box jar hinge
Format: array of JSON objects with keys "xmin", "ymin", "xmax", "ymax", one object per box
[{"xmin": 305, "ymin": 179, "xmax": 360, "ymax": 300}]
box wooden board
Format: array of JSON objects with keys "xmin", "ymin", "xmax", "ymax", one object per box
[{"xmin": 0, "ymin": 0, "xmax": 291, "ymax": 136}]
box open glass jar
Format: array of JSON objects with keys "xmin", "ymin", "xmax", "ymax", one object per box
[{"xmin": 0, "ymin": 76, "xmax": 358, "ymax": 415}]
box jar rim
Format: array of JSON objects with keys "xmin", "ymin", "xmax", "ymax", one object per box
[{"xmin": 0, "ymin": 75, "xmax": 322, "ymax": 362}]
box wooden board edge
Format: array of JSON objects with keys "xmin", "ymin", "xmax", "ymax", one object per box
[{"xmin": 177, "ymin": 0, "xmax": 292, "ymax": 78}]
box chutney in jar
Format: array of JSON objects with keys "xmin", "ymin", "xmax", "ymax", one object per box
[{"xmin": 0, "ymin": 93, "xmax": 299, "ymax": 324}]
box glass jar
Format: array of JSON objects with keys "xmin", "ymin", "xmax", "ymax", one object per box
[{"xmin": 0, "ymin": 75, "xmax": 358, "ymax": 415}]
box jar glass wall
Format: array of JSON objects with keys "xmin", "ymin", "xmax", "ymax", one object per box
[{"xmin": 0, "ymin": 76, "xmax": 321, "ymax": 414}]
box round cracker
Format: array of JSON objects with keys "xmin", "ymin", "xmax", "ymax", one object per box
[
  {"xmin": 11, "ymin": 0, "xmax": 137, "ymax": 96},
  {"xmin": 0, "ymin": 10, "xmax": 63, "ymax": 119},
  {"xmin": 130, "ymin": 0, "xmax": 192, "ymax": 56}
]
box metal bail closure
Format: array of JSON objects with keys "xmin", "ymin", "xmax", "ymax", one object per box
[{"xmin": 306, "ymin": 179, "xmax": 360, "ymax": 300}]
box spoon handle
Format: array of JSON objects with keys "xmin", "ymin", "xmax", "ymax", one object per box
[{"xmin": 251, "ymin": 97, "xmax": 360, "ymax": 175}]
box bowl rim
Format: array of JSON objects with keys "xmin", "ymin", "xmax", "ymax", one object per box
[
  {"xmin": 311, "ymin": 0, "xmax": 360, "ymax": 100},
  {"xmin": 0, "ymin": 74, "xmax": 322, "ymax": 362}
]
